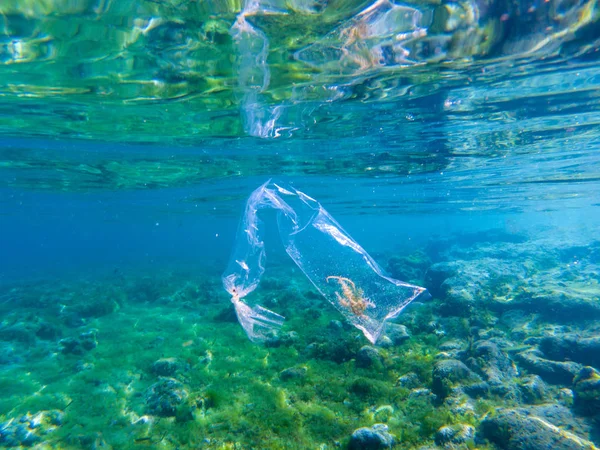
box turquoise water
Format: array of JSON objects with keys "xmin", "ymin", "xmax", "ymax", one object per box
[{"xmin": 1, "ymin": 1, "xmax": 600, "ymax": 449}]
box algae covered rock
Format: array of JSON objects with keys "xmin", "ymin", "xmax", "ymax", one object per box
[
  {"xmin": 519, "ymin": 375, "xmax": 548, "ymax": 404},
  {"xmin": 0, "ymin": 322, "xmax": 36, "ymax": 344},
  {"xmin": 470, "ymin": 340, "xmax": 517, "ymax": 384},
  {"xmin": 305, "ymin": 336, "xmax": 361, "ymax": 363},
  {"xmin": 382, "ymin": 323, "xmax": 410, "ymax": 346},
  {"xmin": 36, "ymin": 321, "xmax": 63, "ymax": 340},
  {"xmin": 511, "ymin": 292, "xmax": 600, "ymax": 321},
  {"xmin": 573, "ymin": 366, "xmax": 600, "ymax": 416},
  {"xmin": 145, "ymin": 377, "xmax": 189, "ymax": 417},
  {"xmin": 349, "ymin": 423, "xmax": 395, "ymax": 450},
  {"xmin": 479, "ymin": 407, "xmax": 596, "ymax": 450},
  {"xmin": 387, "ymin": 251, "xmax": 431, "ymax": 284},
  {"xmin": 435, "ymin": 423, "xmax": 475, "ymax": 447},
  {"xmin": 151, "ymin": 357, "xmax": 187, "ymax": 377},
  {"xmin": 0, "ymin": 410, "xmax": 64, "ymax": 448},
  {"xmin": 279, "ymin": 366, "xmax": 307, "ymax": 381},
  {"xmin": 265, "ymin": 330, "xmax": 299, "ymax": 348},
  {"xmin": 432, "ymin": 359, "xmax": 482, "ymax": 399},
  {"xmin": 59, "ymin": 329, "xmax": 98, "ymax": 355},
  {"xmin": 540, "ymin": 334, "xmax": 600, "ymax": 368},
  {"xmin": 514, "ymin": 349, "xmax": 582, "ymax": 385},
  {"xmin": 397, "ymin": 372, "xmax": 420, "ymax": 389},
  {"xmin": 424, "ymin": 262, "xmax": 458, "ymax": 298},
  {"xmin": 0, "ymin": 422, "xmax": 41, "ymax": 447},
  {"xmin": 356, "ymin": 346, "xmax": 384, "ymax": 369}
]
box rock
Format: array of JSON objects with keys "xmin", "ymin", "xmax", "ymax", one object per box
[
  {"xmin": 63, "ymin": 313, "xmax": 85, "ymax": 328},
  {"xmin": 79, "ymin": 330, "xmax": 97, "ymax": 350},
  {"xmin": 439, "ymin": 282, "xmax": 476, "ymax": 317},
  {"xmin": 539, "ymin": 334, "xmax": 600, "ymax": 368},
  {"xmin": 349, "ymin": 423, "xmax": 395, "ymax": 450},
  {"xmin": 514, "ymin": 350, "xmax": 582, "ymax": 385},
  {"xmin": 397, "ymin": 372, "xmax": 420, "ymax": 389},
  {"xmin": 0, "ymin": 410, "xmax": 63, "ymax": 448},
  {"xmin": 356, "ymin": 346, "xmax": 384, "ymax": 369},
  {"xmin": 145, "ymin": 377, "xmax": 189, "ymax": 417},
  {"xmin": 557, "ymin": 388, "xmax": 574, "ymax": 407},
  {"xmin": 573, "ymin": 366, "xmax": 600, "ymax": 416},
  {"xmin": 280, "ymin": 367, "xmax": 307, "ymax": 381},
  {"xmin": 376, "ymin": 336, "xmax": 394, "ymax": 348},
  {"xmin": 387, "ymin": 252, "xmax": 431, "ymax": 284},
  {"xmin": 432, "ymin": 359, "xmax": 481, "ymax": 399},
  {"xmin": 59, "ymin": 337, "xmax": 83, "ymax": 355},
  {"xmin": 509, "ymin": 292, "xmax": 600, "ymax": 321},
  {"xmin": 60, "ymin": 330, "xmax": 98, "ymax": 355},
  {"xmin": 435, "ymin": 424, "xmax": 475, "ymax": 447},
  {"xmin": 0, "ymin": 323, "xmax": 35, "ymax": 344},
  {"xmin": 383, "ymin": 323, "xmax": 410, "ymax": 345},
  {"xmin": 439, "ymin": 340, "xmax": 465, "ymax": 352},
  {"xmin": 519, "ymin": 375, "xmax": 547, "ymax": 404},
  {"xmin": 408, "ymin": 388, "xmax": 436, "ymax": 403},
  {"xmin": 527, "ymin": 404, "xmax": 589, "ymax": 435},
  {"xmin": 424, "ymin": 262, "xmax": 458, "ymax": 298},
  {"xmin": 36, "ymin": 322, "xmax": 62, "ymax": 340},
  {"xmin": 479, "ymin": 407, "xmax": 596, "ymax": 450},
  {"xmin": 151, "ymin": 358, "xmax": 183, "ymax": 377},
  {"xmin": 265, "ymin": 331, "xmax": 299, "ymax": 348},
  {"xmin": 373, "ymin": 405, "xmax": 394, "ymax": 422},
  {"xmin": 305, "ymin": 337, "xmax": 361, "ymax": 364},
  {"xmin": 500, "ymin": 309, "xmax": 536, "ymax": 330},
  {"xmin": 48, "ymin": 410, "xmax": 64, "ymax": 426},
  {"xmin": 462, "ymin": 382, "xmax": 490, "ymax": 398},
  {"xmin": 470, "ymin": 340, "xmax": 518, "ymax": 385},
  {"xmin": 13, "ymin": 423, "xmax": 40, "ymax": 446}
]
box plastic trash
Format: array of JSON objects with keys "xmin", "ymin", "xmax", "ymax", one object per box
[
  {"xmin": 222, "ymin": 180, "xmax": 428, "ymax": 343},
  {"xmin": 295, "ymin": 0, "xmax": 427, "ymax": 74},
  {"xmin": 230, "ymin": 1, "xmax": 294, "ymax": 138}
]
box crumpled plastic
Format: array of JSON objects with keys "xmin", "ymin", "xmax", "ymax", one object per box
[{"xmin": 223, "ymin": 180, "xmax": 428, "ymax": 343}]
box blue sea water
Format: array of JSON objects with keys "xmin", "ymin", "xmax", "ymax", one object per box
[{"xmin": 1, "ymin": 1, "xmax": 600, "ymax": 448}]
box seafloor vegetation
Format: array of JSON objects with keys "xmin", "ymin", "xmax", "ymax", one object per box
[{"xmin": 1, "ymin": 230, "xmax": 599, "ymax": 449}]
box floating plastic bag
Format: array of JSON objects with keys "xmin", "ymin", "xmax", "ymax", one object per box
[{"xmin": 222, "ymin": 180, "xmax": 428, "ymax": 343}]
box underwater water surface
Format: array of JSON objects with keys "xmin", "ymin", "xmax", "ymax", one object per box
[{"xmin": 1, "ymin": 0, "xmax": 600, "ymax": 449}]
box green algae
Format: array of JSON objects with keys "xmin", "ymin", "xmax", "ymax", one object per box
[
  {"xmin": 2, "ymin": 245, "xmax": 594, "ymax": 449},
  {"xmin": 0, "ymin": 266, "xmax": 434, "ymax": 448}
]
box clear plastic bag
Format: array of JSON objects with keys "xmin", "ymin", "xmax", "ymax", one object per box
[{"xmin": 222, "ymin": 180, "xmax": 428, "ymax": 343}]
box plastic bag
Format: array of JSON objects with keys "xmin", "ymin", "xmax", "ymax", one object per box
[{"xmin": 222, "ymin": 180, "xmax": 428, "ymax": 343}]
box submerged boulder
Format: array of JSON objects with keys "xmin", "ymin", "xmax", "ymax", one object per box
[
  {"xmin": 470, "ymin": 339, "xmax": 517, "ymax": 385},
  {"xmin": 432, "ymin": 359, "xmax": 482, "ymax": 399},
  {"xmin": 356, "ymin": 346, "xmax": 384, "ymax": 369},
  {"xmin": 382, "ymin": 323, "xmax": 410, "ymax": 346},
  {"xmin": 479, "ymin": 407, "xmax": 596, "ymax": 450},
  {"xmin": 349, "ymin": 423, "xmax": 395, "ymax": 450},
  {"xmin": 59, "ymin": 329, "xmax": 98, "ymax": 355},
  {"xmin": 435, "ymin": 424, "xmax": 475, "ymax": 447},
  {"xmin": 279, "ymin": 366, "xmax": 307, "ymax": 381},
  {"xmin": 573, "ymin": 366, "xmax": 600, "ymax": 416},
  {"xmin": 151, "ymin": 357, "xmax": 187, "ymax": 377},
  {"xmin": 514, "ymin": 349, "xmax": 582, "ymax": 385},
  {"xmin": 145, "ymin": 377, "xmax": 189, "ymax": 417},
  {"xmin": 519, "ymin": 375, "xmax": 548, "ymax": 404},
  {"xmin": 539, "ymin": 334, "xmax": 600, "ymax": 368}
]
